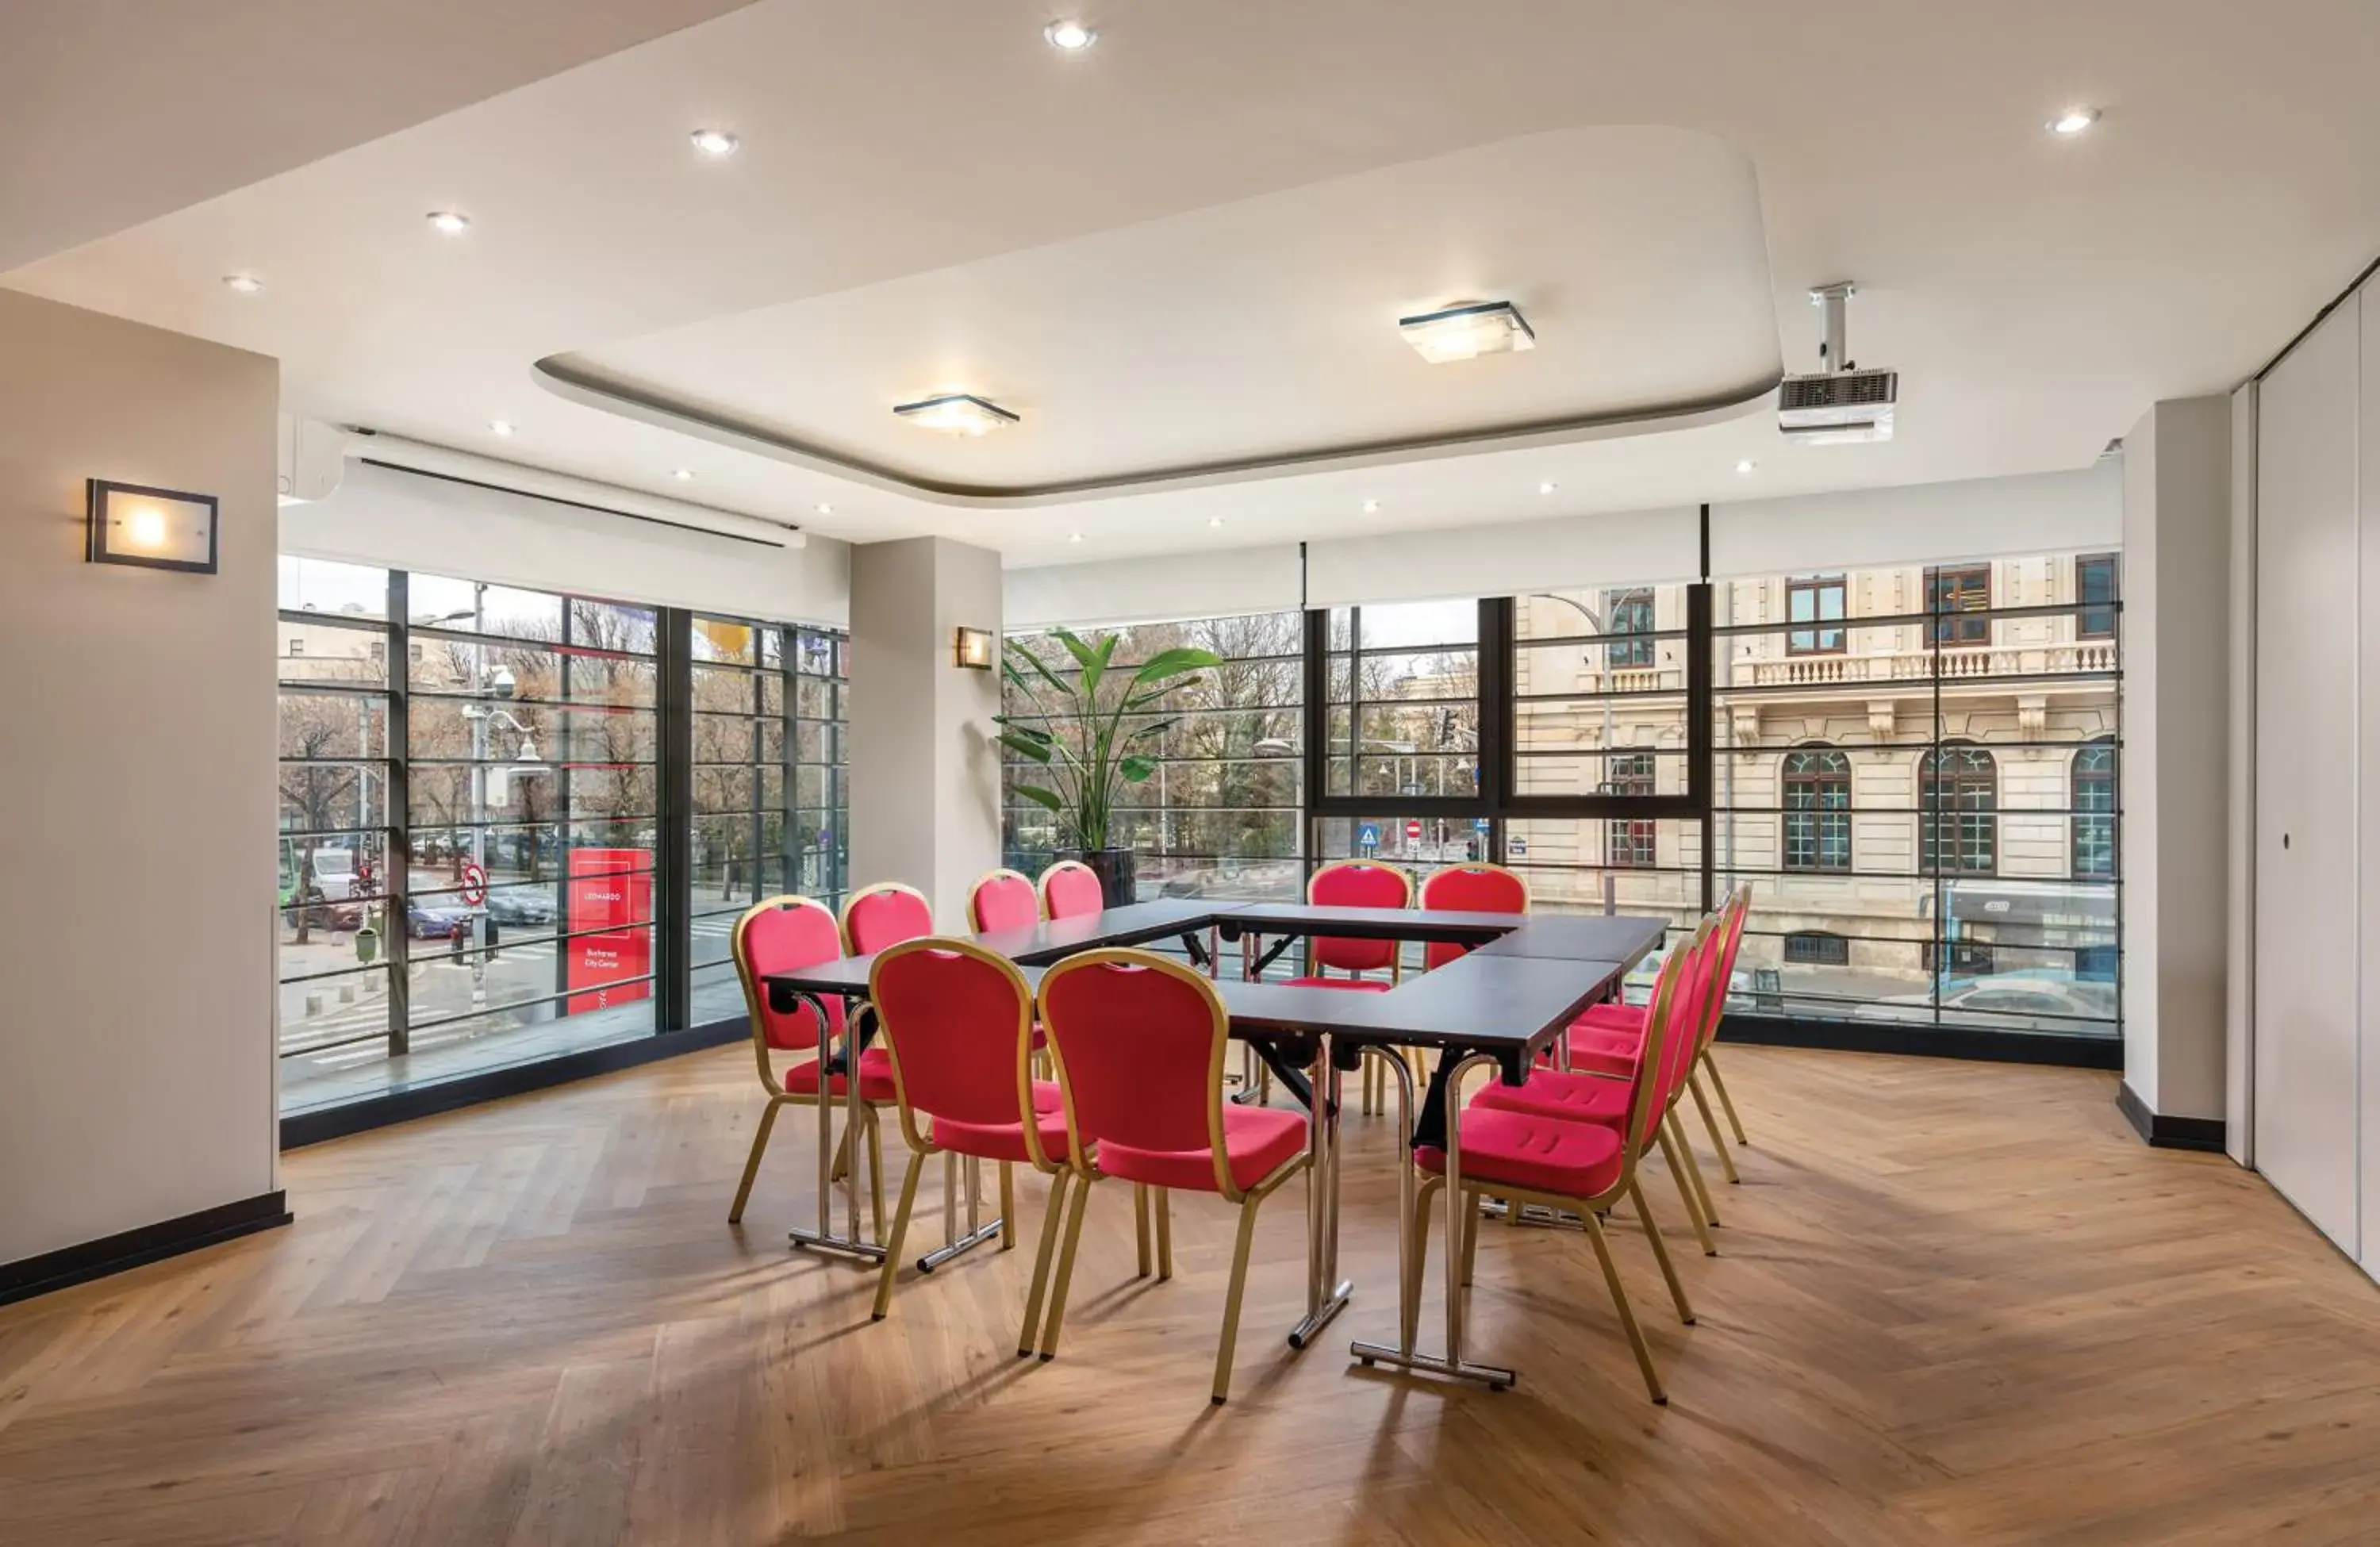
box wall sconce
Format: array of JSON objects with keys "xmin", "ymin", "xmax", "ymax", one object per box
[
  {"xmin": 87, "ymin": 479, "xmax": 217, "ymax": 574},
  {"xmin": 953, "ymin": 625, "xmax": 995, "ymax": 670}
]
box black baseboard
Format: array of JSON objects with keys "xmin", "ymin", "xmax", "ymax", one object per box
[
  {"xmin": 1718, "ymin": 1012, "xmax": 2125, "ymax": 1070},
  {"xmin": 2116, "ymin": 1080, "xmax": 2229, "ymax": 1152},
  {"xmin": 280, "ymin": 1017, "xmax": 748, "ymax": 1150},
  {"xmin": 1, "ymin": 1191, "xmax": 290, "ymax": 1308}
]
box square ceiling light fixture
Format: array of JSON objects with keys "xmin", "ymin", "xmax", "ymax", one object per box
[
  {"xmin": 892, "ymin": 393, "xmax": 1021, "ymax": 436},
  {"xmin": 1398, "ymin": 300, "xmax": 1535, "ymax": 364},
  {"xmin": 86, "ymin": 478, "xmax": 218, "ymax": 573}
]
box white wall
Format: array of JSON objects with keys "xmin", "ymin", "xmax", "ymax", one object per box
[
  {"xmin": 847, "ymin": 537, "xmax": 1004, "ymax": 927},
  {"xmin": 2119, "ymin": 397, "xmax": 2232, "ymax": 1125},
  {"xmin": 0, "ymin": 291, "xmax": 280, "ymax": 1267},
  {"xmin": 284, "ymin": 459, "xmax": 851, "ymax": 628}
]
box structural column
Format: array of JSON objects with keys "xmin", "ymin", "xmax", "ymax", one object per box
[
  {"xmin": 2119, "ymin": 396, "xmax": 2232, "ymax": 1146},
  {"xmin": 846, "ymin": 536, "xmax": 1004, "ymax": 928}
]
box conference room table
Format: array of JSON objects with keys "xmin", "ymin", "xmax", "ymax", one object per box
[{"xmin": 762, "ymin": 898, "xmax": 1667, "ymax": 1388}]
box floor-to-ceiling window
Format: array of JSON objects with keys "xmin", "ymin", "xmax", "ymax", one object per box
[
  {"xmin": 1001, "ymin": 612, "xmax": 1304, "ymax": 899},
  {"xmin": 274, "ymin": 565, "xmax": 846, "ymax": 1119},
  {"xmin": 1001, "ymin": 541, "xmax": 2119, "ymax": 1047}
]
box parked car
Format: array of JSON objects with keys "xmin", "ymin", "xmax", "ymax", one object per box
[
  {"xmin": 1876, "ymin": 976, "xmax": 2116, "ymax": 1027},
  {"xmin": 485, "ymin": 886, "xmax": 556, "ymax": 927},
  {"xmin": 405, "ymin": 897, "xmax": 474, "ymax": 939}
]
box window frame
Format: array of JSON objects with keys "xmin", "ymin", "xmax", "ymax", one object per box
[
  {"xmin": 1784, "ymin": 575, "xmax": 1848, "ymax": 656},
  {"xmin": 1926, "ymin": 563, "xmax": 1993, "ymax": 647},
  {"xmin": 1780, "ymin": 746, "xmax": 1853, "ymax": 873}
]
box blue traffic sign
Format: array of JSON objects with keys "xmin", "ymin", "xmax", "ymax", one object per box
[
  {"xmin": 1356, "ymin": 822, "xmax": 1380, "ymax": 851},
  {"xmin": 1473, "ymin": 817, "xmax": 1492, "ymax": 834}
]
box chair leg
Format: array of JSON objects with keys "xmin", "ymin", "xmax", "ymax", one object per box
[
  {"xmin": 870, "ymin": 1149, "xmax": 926, "ymax": 1322},
  {"xmin": 1000, "ymin": 1162, "xmax": 1016, "ymax": 1250},
  {"xmin": 1154, "ymin": 1188, "xmax": 1173, "ymax": 1280},
  {"xmin": 1134, "ymin": 1184, "xmax": 1153, "ymax": 1276},
  {"xmin": 828, "ymin": 1119, "xmax": 854, "ymax": 1183},
  {"xmin": 1017, "ymin": 1172, "xmax": 1071, "ymax": 1356},
  {"xmin": 865, "ymin": 1109, "xmax": 886, "ymax": 1240},
  {"xmin": 1626, "ymin": 1177, "xmax": 1695, "ymax": 1326},
  {"xmin": 1582, "ymin": 1209, "xmax": 1665, "ymax": 1404},
  {"xmin": 1687, "ymin": 1069, "xmax": 1740, "ymax": 1184},
  {"xmin": 1406, "ymin": 1177, "xmax": 1439, "ymax": 1356},
  {"xmin": 1656, "ymin": 1121, "xmax": 1718, "ymax": 1257},
  {"xmin": 1037, "ymin": 1176, "xmax": 1095, "ymax": 1359},
  {"xmin": 1668, "ymin": 1111, "xmax": 1722, "ymax": 1229},
  {"xmin": 727, "ymin": 1099, "xmax": 782, "ymax": 1223},
  {"xmin": 1211, "ymin": 1193, "xmax": 1265, "ymax": 1404},
  {"xmin": 1702, "ymin": 1050, "xmax": 1750, "ymax": 1146},
  {"xmin": 1461, "ymin": 1194, "xmax": 1482, "ymax": 1288}
]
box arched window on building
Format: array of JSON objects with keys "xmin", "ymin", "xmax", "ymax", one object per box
[
  {"xmin": 1921, "ymin": 743, "xmax": 1998, "ymax": 876},
  {"xmin": 2072, "ymin": 739, "xmax": 2117, "ymax": 879},
  {"xmin": 1782, "ymin": 747, "xmax": 1852, "ymax": 872}
]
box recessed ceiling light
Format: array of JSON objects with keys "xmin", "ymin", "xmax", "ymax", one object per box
[
  {"xmin": 221, "ymin": 274, "xmax": 264, "ymax": 295},
  {"xmin": 1361, "ymin": 499, "xmax": 1380, "ymax": 514},
  {"xmin": 1068, "ymin": 531, "xmax": 1084, "ymax": 543},
  {"xmin": 427, "ymin": 211, "xmax": 471, "ymax": 236},
  {"xmin": 1045, "ymin": 20, "xmax": 1096, "ymax": 50},
  {"xmin": 2048, "ymin": 107, "xmax": 2100, "ymax": 136},
  {"xmin": 1208, "ymin": 516, "xmax": 1225, "ymax": 528},
  {"xmin": 1399, "ymin": 300, "xmax": 1534, "ymax": 364},
  {"xmin": 892, "ymin": 393, "xmax": 1020, "ymax": 436},
  {"xmin": 1538, "ymin": 481, "xmax": 1557, "ymax": 495},
  {"xmin": 815, "ymin": 503, "xmax": 834, "ymax": 516},
  {"xmin": 670, "ymin": 468, "xmax": 694, "ymax": 482},
  {"xmin": 489, "ymin": 420, "xmax": 516, "ymax": 437},
  {"xmin": 689, "ymin": 129, "xmax": 740, "ymax": 157},
  {"xmin": 1735, "ymin": 459, "xmax": 1757, "ymax": 474}
]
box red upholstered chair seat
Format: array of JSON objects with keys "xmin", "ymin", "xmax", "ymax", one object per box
[
  {"xmin": 1415, "ymin": 1106, "xmax": 1626, "ymax": 1198},
  {"xmin": 780, "ymin": 1046, "xmax": 899, "ymax": 1103},
  {"xmin": 931, "ymin": 1080, "xmax": 1070, "ymax": 1163},
  {"xmin": 1092, "ymin": 1104, "xmax": 1308, "ymax": 1193},
  {"xmin": 1469, "ymin": 1066, "xmax": 1631, "ymax": 1124},
  {"xmin": 1574, "ymin": 1001, "xmax": 1646, "ymax": 1035},
  {"xmin": 1280, "ymin": 976, "xmax": 1392, "ymax": 992}
]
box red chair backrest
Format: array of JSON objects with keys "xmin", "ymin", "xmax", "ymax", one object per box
[
  {"xmin": 1308, "ymin": 860, "xmax": 1411, "ymax": 974},
  {"xmin": 1418, "ymin": 862, "xmax": 1528, "ymax": 970},
  {"xmin": 869, "ymin": 940, "xmax": 1039, "ymax": 1143},
  {"xmin": 732, "ymin": 896, "xmax": 849, "ymax": 1052},
  {"xmin": 969, "ymin": 869, "xmax": 1041, "ymax": 933},
  {"xmin": 1692, "ymin": 887, "xmax": 1752, "ymax": 1054},
  {"xmin": 1627, "ymin": 916, "xmax": 1714, "ymax": 1158},
  {"xmin": 1039, "ymin": 860, "xmax": 1105, "ymax": 919},
  {"xmin": 1038, "ymin": 950, "xmax": 1233, "ymax": 1188},
  {"xmin": 843, "ymin": 882, "xmax": 933, "ymax": 955}
]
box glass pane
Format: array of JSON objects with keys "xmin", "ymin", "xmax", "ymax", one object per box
[
  {"xmin": 408, "ymin": 574, "xmax": 565, "ymax": 640},
  {"xmin": 279, "ymin": 617, "xmax": 389, "ymax": 687},
  {"xmin": 278, "ymin": 557, "xmax": 388, "ymax": 618}
]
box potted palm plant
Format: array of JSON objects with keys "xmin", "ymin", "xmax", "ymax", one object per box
[{"xmin": 994, "ymin": 628, "xmax": 1221, "ymax": 906}]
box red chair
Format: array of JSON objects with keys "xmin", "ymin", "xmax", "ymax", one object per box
[
  {"xmin": 1564, "ymin": 886, "xmax": 1754, "ymax": 1190},
  {"xmin": 1412, "ymin": 915, "xmax": 1712, "ymax": 1403},
  {"xmin": 840, "ymin": 880, "xmax": 935, "ymax": 955},
  {"xmin": 1470, "ymin": 900, "xmax": 1737, "ymax": 1255},
  {"xmin": 865, "ymin": 939, "xmax": 1071, "ymax": 1336},
  {"xmin": 1287, "ymin": 860, "xmax": 1412, "ymax": 1112},
  {"xmin": 1418, "ymin": 862, "xmax": 1530, "ymax": 970},
  {"xmin": 967, "ymin": 868, "xmax": 1042, "ymax": 933},
  {"xmin": 1035, "ymin": 949, "xmax": 1310, "ymax": 1403},
  {"xmin": 727, "ymin": 896, "xmax": 892, "ymax": 1233},
  {"xmin": 1038, "ymin": 859, "xmax": 1105, "ymax": 919}
]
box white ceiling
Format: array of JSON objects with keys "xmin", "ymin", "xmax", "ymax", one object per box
[
  {"xmin": 8, "ymin": 0, "xmax": 2380, "ymax": 569},
  {"xmin": 0, "ymin": 0, "xmax": 760, "ymax": 271}
]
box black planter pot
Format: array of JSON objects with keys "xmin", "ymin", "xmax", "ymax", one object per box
[{"xmin": 1062, "ymin": 846, "xmax": 1138, "ymax": 908}]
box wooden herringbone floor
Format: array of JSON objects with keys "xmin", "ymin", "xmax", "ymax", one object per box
[{"xmin": 4, "ymin": 1046, "xmax": 2378, "ymax": 1546}]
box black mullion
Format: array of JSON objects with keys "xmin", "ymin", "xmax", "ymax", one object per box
[
  {"xmin": 1301, "ymin": 608, "xmax": 1328, "ymax": 878},
  {"xmin": 1691, "ymin": 512, "xmax": 1714, "ymax": 915},
  {"xmin": 655, "ymin": 608, "xmax": 693, "ymax": 1035},
  {"xmin": 385, "ymin": 570, "xmax": 411, "ymax": 1057}
]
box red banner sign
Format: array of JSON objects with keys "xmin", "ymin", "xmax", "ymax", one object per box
[{"xmin": 566, "ymin": 848, "xmax": 653, "ymax": 1013}]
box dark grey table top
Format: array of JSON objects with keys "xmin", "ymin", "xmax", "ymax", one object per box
[{"xmin": 761, "ymin": 900, "xmax": 1665, "ymax": 1059}]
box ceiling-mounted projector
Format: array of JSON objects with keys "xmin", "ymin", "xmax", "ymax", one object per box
[{"xmin": 1778, "ymin": 282, "xmax": 1896, "ymax": 444}]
